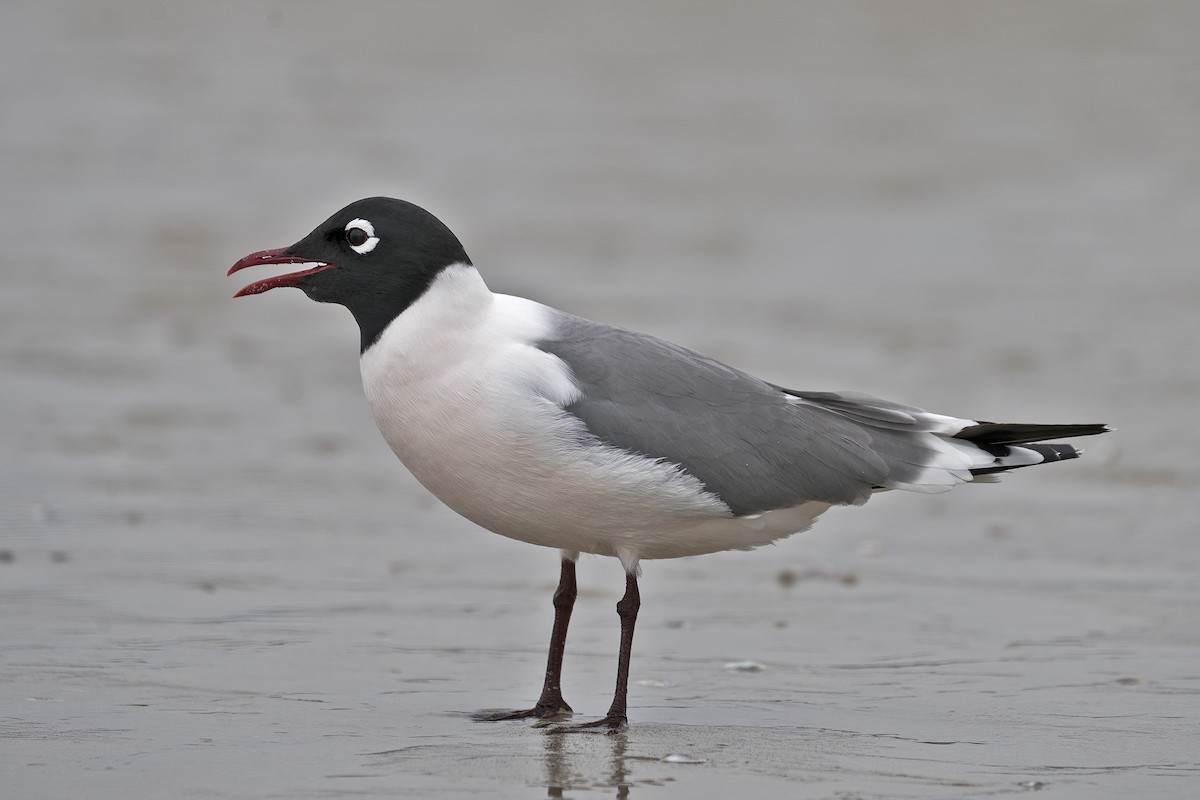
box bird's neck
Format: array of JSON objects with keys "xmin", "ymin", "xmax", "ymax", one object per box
[
  {"xmin": 359, "ymin": 263, "xmax": 493, "ymax": 381},
  {"xmin": 345, "ymin": 261, "xmax": 478, "ymax": 354}
]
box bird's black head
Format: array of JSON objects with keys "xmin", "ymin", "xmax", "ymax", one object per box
[{"xmin": 229, "ymin": 197, "xmax": 472, "ymax": 352}]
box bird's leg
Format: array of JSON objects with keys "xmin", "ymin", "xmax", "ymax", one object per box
[
  {"xmin": 473, "ymin": 558, "xmax": 577, "ymax": 721},
  {"xmin": 549, "ymin": 572, "xmax": 640, "ymax": 734},
  {"xmin": 532, "ymin": 558, "xmax": 578, "ymax": 713}
]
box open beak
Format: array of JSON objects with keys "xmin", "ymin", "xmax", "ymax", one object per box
[{"xmin": 227, "ymin": 248, "xmax": 337, "ymax": 297}]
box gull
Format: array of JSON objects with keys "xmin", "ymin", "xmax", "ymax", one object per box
[{"xmin": 229, "ymin": 197, "xmax": 1107, "ymax": 731}]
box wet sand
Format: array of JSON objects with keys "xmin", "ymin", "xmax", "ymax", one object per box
[{"xmin": 2, "ymin": 2, "xmax": 1198, "ymax": 798}]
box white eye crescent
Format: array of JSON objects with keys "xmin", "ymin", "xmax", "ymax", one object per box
[{"xmin": 344, "ymin": 218, "xmax": 379, "ymax": 254}]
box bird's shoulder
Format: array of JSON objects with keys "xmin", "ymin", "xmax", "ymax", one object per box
[{"xmin": 533, "ymin": 310, "xmax": 775, "ymax": 405}]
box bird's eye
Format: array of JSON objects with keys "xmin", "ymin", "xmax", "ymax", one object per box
[{"xmin": 344, "ymin": 218, "xmax": 379, "ymax": 254}]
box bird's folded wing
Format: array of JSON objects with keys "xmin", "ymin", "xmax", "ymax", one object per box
[{"xmin": 537, "ymin": 314, "xmax": 985, "ymax": 517}]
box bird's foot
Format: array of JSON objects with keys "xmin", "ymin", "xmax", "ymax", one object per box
[
  {"xmin": 544, "ymin": 713, "xmax": 627, "ymax": 735},
  {"xmin": 471, "ymin": 699, "xmax": 573, "ymax": 723}
]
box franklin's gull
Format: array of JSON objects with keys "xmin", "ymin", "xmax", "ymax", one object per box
[{"xmin": 229, "ymin": 197, "xmax": 1108, "ymax": 732}]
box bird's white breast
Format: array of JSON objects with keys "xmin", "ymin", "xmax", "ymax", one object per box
[{"xmin": 359, "ymin": 265, "xmax": 826, "ymax": 568}]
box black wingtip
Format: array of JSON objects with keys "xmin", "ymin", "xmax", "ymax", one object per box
[
  {"xmin": 956, "ymin": 422, "xmax": 1109, "ymax": 447},
  {"xmin": 968, "ymin": 442, "xmax": 1087, "ymax": 476},
  {"xmin": 1032, "ymin": 442, "xmax": 1083, "ymax": 462}
]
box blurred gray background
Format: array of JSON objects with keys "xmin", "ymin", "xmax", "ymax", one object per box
[{"xmin": 2, "ymin": 2, "xmax": 1197, "ymax": 799}]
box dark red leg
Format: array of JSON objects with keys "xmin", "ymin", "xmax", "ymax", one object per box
[
  {"xmin": 550, "ymin": 572, "xmax": 640, "ymax": 733},
  {"xmin": 473, "ymin": 559, "xmax": 577, "ymax": 721}
]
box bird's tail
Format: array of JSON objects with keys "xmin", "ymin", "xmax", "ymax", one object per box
[{"xmin": 954, "ymin": 422, "xmax": 1110, "ymax": 476}]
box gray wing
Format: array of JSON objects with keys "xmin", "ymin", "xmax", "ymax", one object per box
[{"xmin": 538, "ymin": 313, "xmax": 966, "ymax": 516}]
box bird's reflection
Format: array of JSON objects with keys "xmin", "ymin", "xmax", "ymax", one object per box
[{"xmin": 543, "ymin": 730, "xmax": 632, "ymax": 798}]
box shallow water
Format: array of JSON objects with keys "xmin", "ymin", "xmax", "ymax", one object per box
[{"xmin": 2, "ymin": 2, "xmax": 1198, "ymax": 798}]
